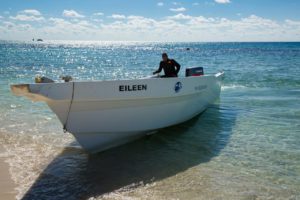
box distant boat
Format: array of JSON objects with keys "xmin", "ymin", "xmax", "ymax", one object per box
[
  {"xmin": 10, "ymin": 67, "xmax": 224, "ymax": 153},
  {"xmin": 37, "ymin": 39, "xmax": 43, "ymax": 42}
]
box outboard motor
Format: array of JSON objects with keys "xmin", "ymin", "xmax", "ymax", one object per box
[{"xmin": 185, "ymin": 67, "xmax": 204, "ymax": 77}]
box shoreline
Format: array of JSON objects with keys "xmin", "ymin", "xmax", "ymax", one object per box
[{"xmin": 0, "ymin": 146, "xmax": 17, "ymax": 200}]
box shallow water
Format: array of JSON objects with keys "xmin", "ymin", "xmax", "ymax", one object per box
[{"xmin": 0, "ymin": 41, "xmax": 299, "ymax": 199}]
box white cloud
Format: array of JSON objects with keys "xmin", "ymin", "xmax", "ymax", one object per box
[
  {"xmin": 18, "ymin": 24, "xmax": 32, "ymax": 31},
  {"xmin": 49, "ymin": 17, "xmax": 94, "ymax": 28},
  {"xmin": 63, "ymin": 10, "xmax": 85, "ymax": 18},
  {"xmin": 187, "ymin": 16, "xmax": 215, "ymax": 25},
  {"xmin": 168, "ymin": 13, "xmax": 192, "ymax": 20},
  {"xmin": 110, "ymin": 14, "xmax": 126, "ymax": 20},
  {"xmin": 9, "ymin": 9, "xmax": 44, "ymax": 22},
  {"xmin": 1, "ymin": 13, "xmax": 300, "ymax": 42},
  {"xmin": 3, "ymin": 21, "xmax": 15, "ymax": 29},
  {"xmin": 93, "ymin": 18, "xmax": 103, "ymax": 23},
  {"xmin": 77, "ymin": 20, "xmax": 93, "ymax": 27},
  {"xmin": 0, "ymin": 16, "xmax": 3, "ymax": 19},
  {"xmin": 21, "ymin": 9, "xmax": 41, "ymax": 16},
  {"xmin": 170, "ymin": 7, "xmax": 187, "ymax": 12},
  {"xmin": 193, "ymin": 2, "xmax": 200, "ymax": 6},
  {"xmin": 10, "ymin": 14, "xmax": 44, "ymax": 21},
  {"xmin": 157, "ymin": 2, "xmax": 164, "ymax": 6},
  {"xmin": 285, "ymin": 19, "xmax": 300, "ymax": 26},
  {"xmin": 49, "ymin": 17, "xmax": 68, "ymax": 24},
  {"xmin": 93, "ymin": 12, "xmax": 104, "ymax": 16},
  {"xmin": 44, "ymin": 17, "xmax": 97, "ymax": 39},
  {"xmin": 215, "ymin": 0, "xmax": 231, "ymax": 4},
  {"xmin": 240, "ymin": 14, "xmax": 279, "ymax": 29}
]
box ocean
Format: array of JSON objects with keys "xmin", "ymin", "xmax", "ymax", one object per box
[{"xmin": 0, "ymin": 41, "xmax": 299, "ymax": 199}]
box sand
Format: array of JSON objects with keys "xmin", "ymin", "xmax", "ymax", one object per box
[{"xmin": 0, "ymin": 146, "xmax": 16, "ymax": 200}]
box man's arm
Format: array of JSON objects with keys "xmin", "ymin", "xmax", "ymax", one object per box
[
  {"xmin": 172, "ymin": 59, "xmax": 181, "ymax": 74},
  {"xmin": 153, "ymin": 62, "xmax": 163, "ymax": 74}
]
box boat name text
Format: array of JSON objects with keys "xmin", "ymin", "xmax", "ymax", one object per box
[
  {"xmin": 119, "ymin": 84, "xmax": 147, "ymax": 92},
  {"xmin": 195, "ymin": 85, "xmax": 207, "ymax": 91}
]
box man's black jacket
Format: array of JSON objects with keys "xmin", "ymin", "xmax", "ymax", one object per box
[{"xmin": 154, "ymin": 59, "xmax": 181, "ymax": 77}]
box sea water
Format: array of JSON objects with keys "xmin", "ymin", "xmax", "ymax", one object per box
[{"xmin": 0, "ymin": 41, "xmax": 299, "ymax": 199}]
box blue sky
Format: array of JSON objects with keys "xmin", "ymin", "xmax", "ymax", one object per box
[{"xmin": 0, "ymin": 0, "xmax": 300, "ymax": 41}]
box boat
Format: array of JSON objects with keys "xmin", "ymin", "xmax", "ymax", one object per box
[{"xmin": 11, "ymin": 67, "xmax": 224, "ymax": 153}]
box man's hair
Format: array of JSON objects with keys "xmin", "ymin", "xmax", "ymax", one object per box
[{"xmin": 162, "ymin": 53, "xmax": 168, "ymax": 57}]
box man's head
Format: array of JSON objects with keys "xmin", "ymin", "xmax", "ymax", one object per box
[{"xmin": 162, "ymin": 53, "xmax": 168, "ymax": 62}]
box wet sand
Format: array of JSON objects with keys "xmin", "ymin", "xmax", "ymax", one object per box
[{"xmin": 0, "ymin": 146, "xmax": 16, "ymax": 200}]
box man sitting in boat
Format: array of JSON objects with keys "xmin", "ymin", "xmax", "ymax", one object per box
[{"xmin": 153, "ymin": 53, "xmax": 181, "ymax": 77}]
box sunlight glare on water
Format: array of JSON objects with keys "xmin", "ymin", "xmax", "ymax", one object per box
[{"xmin": 0, "ymin": 41, "xmax": 299, "ymax": 199}]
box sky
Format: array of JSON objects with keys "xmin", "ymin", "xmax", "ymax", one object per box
[{"xmin": 0, "ymin": 0, "xmax": 300, "ymax": 42}]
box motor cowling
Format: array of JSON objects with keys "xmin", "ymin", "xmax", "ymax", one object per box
[{"xmin": 185, "ymin": 67, "xmax": 204, "ymax": 77}]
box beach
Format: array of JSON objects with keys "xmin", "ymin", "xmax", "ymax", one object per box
[
  {"xmin": 0, "ymin": 41, "xmax": 299, "ymax": 199},
  {"xmin": 0, "ymin": 146, "xmax": 16, "ymax": 200}
]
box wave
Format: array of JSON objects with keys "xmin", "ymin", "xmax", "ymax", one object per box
[
  {"xmin": 221, "ymin": 84, "xmax": 248, "ymax": 91},
  {"xmin": 0, "ymin": 128, "xmax": 76, "ymax": 200}
]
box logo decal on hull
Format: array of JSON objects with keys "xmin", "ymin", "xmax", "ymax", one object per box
[{"xmin": 174, "ymin": 82, "xmax": 182, "ymax": 93}]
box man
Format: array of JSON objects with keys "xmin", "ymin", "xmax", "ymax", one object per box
[{"xmin": 153, "ymin": 53, "xmax": 181, "ymax": 78}]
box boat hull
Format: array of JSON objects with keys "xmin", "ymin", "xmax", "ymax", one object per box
[
  {"xmin": 68, "ymin": 93, "xmax": 210, "ymax": 152},
  {"xmin": 11, "ymin": 73, "xmax": 223, "ymax": 153}
]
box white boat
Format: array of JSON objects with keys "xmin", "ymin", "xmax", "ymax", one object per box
[{"xmin": 11, "ymin": 69, "xmax": 224, "ymax": 153}]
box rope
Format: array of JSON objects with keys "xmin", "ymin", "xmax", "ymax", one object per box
[{"xmin": 63, "ymin": 82, "xmax": 75, "ymax": 133}]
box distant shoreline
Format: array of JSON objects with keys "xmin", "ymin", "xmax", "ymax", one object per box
[{"xmin": 0, "ymin": 39, "xmax": 300, "ymax": 43}]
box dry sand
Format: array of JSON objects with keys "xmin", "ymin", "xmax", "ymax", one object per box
[{"xmin": 0, "ymin": 146, "xmax": 16, "ymax": 200}]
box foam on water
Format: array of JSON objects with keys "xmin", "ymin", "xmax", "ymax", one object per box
[
  {"xmin": 0, "ymin": 41, "xmax": 300, "ymax": 199},
  {"xmin": 221, "ymin": 84, "xmax": 248, "ymax": 91}
]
